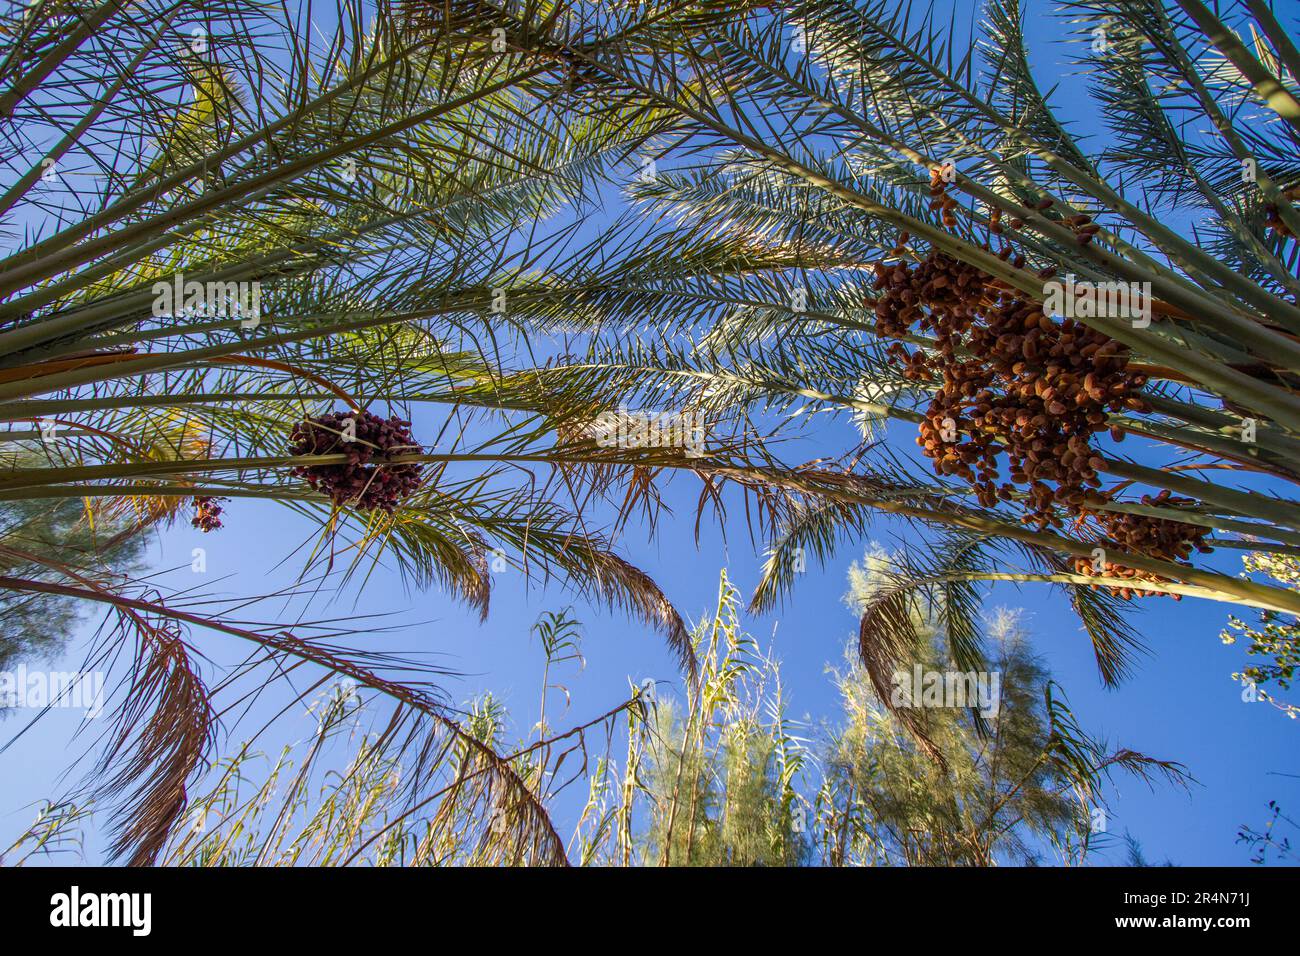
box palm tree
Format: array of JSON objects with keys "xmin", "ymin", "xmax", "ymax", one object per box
[
  {"xmin": 0, "ymin": 0, "xmax": 774, "ymax": 862},
  {"xmin": 478, "ymin": 0, "xmax": 1300, "ymax": 689},
  {"xmin": 5, "ymin": 0, "xmax": 1297, "ymax": 863}
]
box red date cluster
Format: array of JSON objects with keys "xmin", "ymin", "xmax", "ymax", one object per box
[
  {"xmin": 288, "ymin": 410, "xmax": 425, "ymax": 512},
  {"xmin": 191, "ymin": 495, "xmax": 226, "ymax": 533}
]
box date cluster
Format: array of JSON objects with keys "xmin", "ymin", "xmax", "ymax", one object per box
[
  {"xmin": 191, "ymin": 495, "xmax": 226, "ymax": 533},
  {"xmin": 288, "ymin": 410, "xmax": 425, "ymax": 513},
  {"xmin": 870, "ymin": 239, "xmax": 1210, "ymax": 594}
]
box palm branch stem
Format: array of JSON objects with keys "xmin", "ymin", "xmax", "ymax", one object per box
[
  {"xmin": 707, "ymin": 463, "xmax": 1300, "ymax": 614},
  {"xmin": 1177, "ymin": 0, "xmax": 1300, "ymax": 134},
  {"xmin": 0, "ymin": 17, "xmax": 170, "ymax": 219},
  {"xmin": 1109, "ymin": 416, "xmax": 1300, "ymax": 482},
  {"xmin": 0, "ymin": 0, "xmax": 135, "ymax": 119},
  {"xmin": 1101, "ymin": 457, "xmax": 1300, "ymax": 531},
  {"xmin": 916, "ymin": 570, "xmax": 1277, "ymax": 612},
  {"xmin": 1094, "ymin": 498, "xmax": 1300, "ymax": 550},
  {"xmin": 0, "ymin": 571, "xmax": 570, "ymax": 864},
  {"xmin": 0, "ymin": 298, "xmax": 501, "ymax": 402},
  {"xmin": 575, "ymin": 360, "xmax": 1300, "ymax": 516}
]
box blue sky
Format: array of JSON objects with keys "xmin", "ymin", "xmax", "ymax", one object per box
[{"xmin": 1, "ymin": 0, "xmax": 1297, "ymax": 866}]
